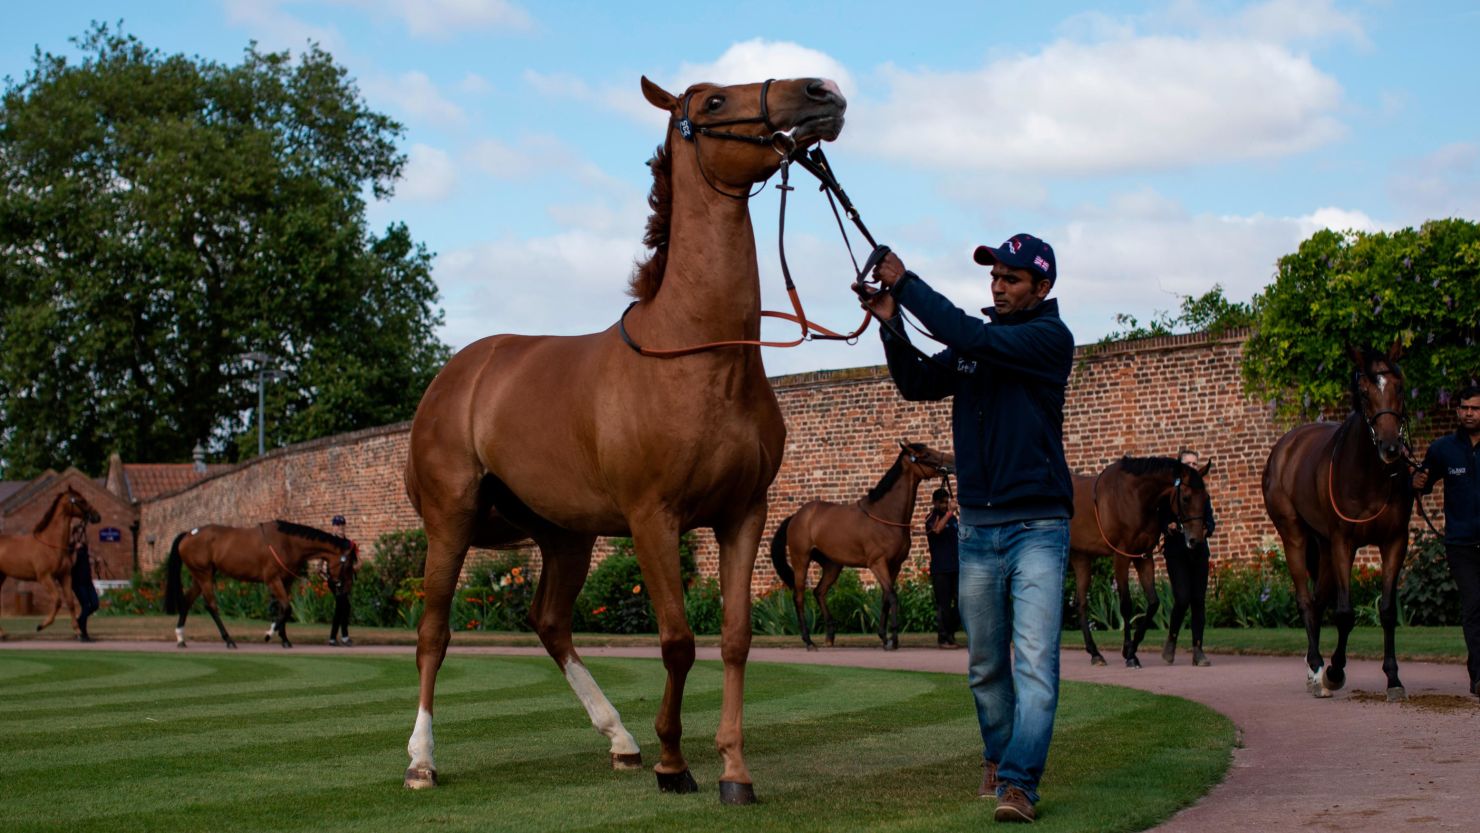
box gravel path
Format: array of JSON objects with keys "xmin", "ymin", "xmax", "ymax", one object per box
[{"xmin": 7, "ymin": 639, "xmax": 1477, "ymax": 831}]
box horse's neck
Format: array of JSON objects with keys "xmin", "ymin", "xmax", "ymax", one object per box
[
  {"xmin": 645, "ymin": 153, "xmax": 761, "ymax": 342},
  {"xmin": 35, "ymin": 505, "xmax": 71, "ymax": 549},
  {"xmin": 864, "ymin": 468, "xmax": 922, "ymax": 523},
  {"xmin": 1330, "ymin": 411, "xmax": 1395, "ymax": 490},
  {"xmin": 1112, "ymin": 469, "xmax": 1166, "ymax": 540}
]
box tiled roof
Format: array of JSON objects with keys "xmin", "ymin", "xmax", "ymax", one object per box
[
  {"xmin": 122, "ymin": 464, "xmax": 233, "ymax": 502},
  {"xmin": 0, "ymin": 482, "xmax": 28, "ymax": 505}
]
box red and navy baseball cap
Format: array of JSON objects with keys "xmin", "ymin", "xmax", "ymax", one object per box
[{"xmin": 973, "ymin": 233, "xmax": 1056, "ymax": 285}]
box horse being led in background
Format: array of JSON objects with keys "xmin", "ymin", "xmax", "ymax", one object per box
[
  {"xmin": 400, "ymin": 76, "xmax": 846, "ymax": 804},
  {"xmin": 769, "ymin": 441, "xmax": 954, "ymax": 651},
  {"xmin": 1069, "ymin": 457, "xmax": 1211, "ymax": 667},
  {"xmin": 0, "ymin": 487, "xmax": 100, "ymax": 638},
  {"xmin": 164, "ymin": 521, "xmax": 358, "ymax": 649},
  {"xmin": 1263, "ymin": 343, "xmax": 1414, "ymax": 700}
]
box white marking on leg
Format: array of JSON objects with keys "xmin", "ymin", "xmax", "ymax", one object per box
[
  {"xmin": 174, "ymin": 626, "xmax": 186, "ymax": 645},
  {"xmin": 264, "ymin": 622, "xmax": 277, "ymax": 639},
  {"xmin": 407, "ymin": 706, "xmax": 435, "ymax": 769},
  {"xmin": 565, "ymin": 661, "xmax": 640, "ymax": 755}
]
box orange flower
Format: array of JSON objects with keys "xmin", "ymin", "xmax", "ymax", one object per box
[
  {"xmin": 632, "ymin": 584, "xmax": 642, "ymax": 595},
  {"xmin": 511, "ymin": 566, "xmax": 522, "ymax": 576},
  {"xmin": 465, "ymin": 620, "xmax": 479, "ymax": 630},
  {"xmin": 514, "ymin": 575, "xmax": 525, "ymax": 585},
  {"xmin": 592, "ymin": 605, "xmax": 608, "ymax": 615},
  {"xmin": 415, "ymin": 590, "xmax": 425, "ymax": 599}
]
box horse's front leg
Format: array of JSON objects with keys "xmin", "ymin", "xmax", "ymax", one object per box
[
  {"xmin": 714, "ymin": 502, "xmax": 766, "ymax": 805},
  {"xmin": 1114, "ymin": 557, "xmax": 1140, "ymax": 668},
  {"xmin": 1071, "ymin": 554, "xmax": 1105, "ymax": 665},
  {"xmin": 1376, "ymin": 535, "xmax": 1408, "ymax": 701},
  {"xmin": 630, "ymin": 518, "xmax": 698, "ymax": 796},
  {"xmin": 266, "ymin": 578, "xmax": 294, "ymax": 648},
  {"xmin": 1129, "ymin": 557, "xmax": 1159, "ymax": 663}
]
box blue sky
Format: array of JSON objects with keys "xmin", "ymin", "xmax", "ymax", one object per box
[{"xmin": 5, "ymin": 1, "xmax": 1478, "ymax": 375}]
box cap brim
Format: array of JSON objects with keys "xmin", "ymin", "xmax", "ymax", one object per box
[
  {"xmin": 974, "ymin": 244, "xmax": 1035, "ymax": 269},
  {"xmin": 972, "ymin": 245, "xmax": 998, "ymax": 266}
]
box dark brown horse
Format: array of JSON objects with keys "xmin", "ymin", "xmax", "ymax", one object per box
[
  {"xmin": 1069, "ymin": 456, "xmax": 1211, "ymax": 667},
  {"xmin": 0, "ymin": 487, "xmax": 100, "ymax": 638},
  {"xmin": 768, "ymin": 441, "xmax": 954, "ymax": 651},
  {"xmin": 1263, "ymin": 343, "xmax": 1413, "ymax": 700},
  {"xmin": 400, "ymin": 76, "xmax": 846, "ymax": 804},
  {"xmin": 163, "ymin": 521, "xmax": 358, "ymax": 649}
]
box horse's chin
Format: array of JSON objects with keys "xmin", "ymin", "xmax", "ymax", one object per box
[{"xmin": 793, "ymin": 115, "xmax": 844, "ymax": 144}]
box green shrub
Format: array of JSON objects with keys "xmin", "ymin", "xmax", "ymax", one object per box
[
  {"xmin": 684, "ymin": 577, "xmax": 723, "ymax": 635},
  {"xmin": 1400, "ymin": 532, "xmax": 1461, "ymax": 625},
  {"xmin": 456, "ymin": 550, "xmax": 535, "ymax": 632},
  {"xmin": 354, "ymin": 529, "xmax": 429, "ymax": 627}
]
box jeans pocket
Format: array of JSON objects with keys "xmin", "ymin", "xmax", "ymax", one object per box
[{"xmin": 1020, "ymin": 519, "xmax": 1066, "ymax": 531}]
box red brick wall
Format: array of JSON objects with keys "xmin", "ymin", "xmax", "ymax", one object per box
[{"xmin": 138, "ymin": 331, "xmax": 1453, "ymax": 597}]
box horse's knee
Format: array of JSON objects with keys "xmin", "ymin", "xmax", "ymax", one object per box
[{"xmin": 659, "ymin": 630, "xmax": 696, "ymax": 672}]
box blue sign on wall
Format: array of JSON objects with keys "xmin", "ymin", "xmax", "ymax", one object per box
[{"xmin": 98, "ymin": 527, "xmax": 123, "ymax": 543}]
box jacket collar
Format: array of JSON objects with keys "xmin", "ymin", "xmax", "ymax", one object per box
[{"xmin": 982, "ymin": 297, "xmax": 1060, "ymax": 325}]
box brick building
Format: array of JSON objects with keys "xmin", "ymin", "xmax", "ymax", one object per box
[{"xmin": 137, "ymin": 329, "xmax": 1453, "ymax": 596}]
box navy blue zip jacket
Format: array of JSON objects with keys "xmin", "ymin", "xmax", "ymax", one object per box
[
  {"xmin": 1418, "ymin": 430, "xmax": 1480, "ymax": 546},
  {"xmin": 880, "ymin": 272, "xmax": 1076, "ymax": 521}
]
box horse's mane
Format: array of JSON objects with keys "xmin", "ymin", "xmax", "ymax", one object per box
[
  {"xmin": 274, "ymin": 520, "xmax": 351, "ymax": 550},
  {"xmin": 867, "ymin": 444, "xmax": 929, "ymax": 502},
  {"xmin": 32, "ymin": 491, "xmax": 67, "ymax": 533},
  {"xmin": 627, "ymin": 140, "xmax": 672, "ymax": 302},
  {"xmin": 1117, "ymin": 455, "xmax": 1204, "ymax": 490},
  {"xmin": 1349, "ymin": 347, "xmax": 1403, "ymax": 414}
]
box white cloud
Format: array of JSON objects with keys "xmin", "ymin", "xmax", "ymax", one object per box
[
  {"xmin": 465, "ymin": 134, "xmax": 631, "ymax": 192},
  {"xmin": 459, "ymin": 73, "xmax": 492, "ymax": 95},
  {"xmin": 398, "ymin": 144, "xmax": 458, "ymax": 201},
  {"xmin": 674, "ymin": 39, "xmax": 856, "ymax": 98},
  {"xmin": 364, "ymin": 71, "xmax": 465, "ymax": 126},
  {"xmin": 1386, "ymin": 142, "xmax": 1480, "ymax": 222},
  {"xmin": 222, "ymin": 0, "xmax": 346, "ymax": 53},
  {"xmin": 328, "ymin": 0, "xmax": 533, "ymax": 37},
  {"xmin": 1231, "ymin": 0, "xmax": 1369, "ymax": 48},
  {"xmin": 855, "ymin": 34, "xmax": 1344, "ymax": 176}
]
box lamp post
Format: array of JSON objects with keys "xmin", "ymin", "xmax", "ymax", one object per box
[{"xmin": 238, "ymin": 352, "xmax": 285, "ymax": 457}]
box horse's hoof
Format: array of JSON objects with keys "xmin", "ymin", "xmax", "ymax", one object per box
[
  {"xmin": 264, "ymin": 635, "xmax": 272, "ymax": 642},
  {"xmin": 1125, "ymin": 656, "xmax": 1142, "ymax": 669},
  {"xmin": 611, "ymin": 752, "xmax": 643, "ymax": 770},
  {"xmin": 281, "ymin": 640, "xmax": 293, "ymax": 649},
  {"xmin": 176, "ymin": 642, "xmax": 188, "ymax": 649},
  {"xmin": 656, "ymin": 769, "xmax": 699, "ymax": 794},
  {"xmin": 1320, "ymin": 666, "xmax": 1345, "ymax": 692},
  {"xmin": 1091, "ymin": 655, "xmax": 1107, "ymax": 667},
  {"xmin": 35, "ymin": 624, "xmax": 44, "ymax": 632},
  {"xmin": 1386, "ymin": 686, "xmax": 1407, "ymax": 702},
  {"xmin": 804, "ymin": 643, "xmax": 819, "ymax": 652},
  {"xmin": 226, "ymin": 641, "xmax": 238, "ymax": 650},
  {"xmin": 1193, "ymin": 649, "xmax": 1211, "ymax": 667},
  {"xmin": 404, "ymin": 766, "xmax": 438, "ymax": 789},
  {"xmin": 718, "ymin": 780, "xmax": 758, "ymax": 805},
  {"xmin": 1313, "ymin": 685, "xmax": 1333, "ymax": 699}
]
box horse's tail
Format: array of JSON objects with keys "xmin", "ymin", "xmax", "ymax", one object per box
[
  {"xmin": 163, "ymin": 531, "xmax": 188, "ymax": 615},
  {"xmin": 769, "ymin": 516, "xmax": 796, "ymax": 589}
]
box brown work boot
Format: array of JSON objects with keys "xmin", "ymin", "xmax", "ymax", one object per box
[
  {"xmin": 994, "ymin": 786, "xmax": 1036, "ymax": 822},
  {"xmin": 978, "ymin": 760, "xmax": 998, "ymax": 798}
]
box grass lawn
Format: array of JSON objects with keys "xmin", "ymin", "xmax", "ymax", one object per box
[
  {"xmin": 5, "ymin": 614, "xmax": 1469, "ymax": 663},
  {"xmin": 0, "ymin": 651, "xmax": 1232, "ymax": 833}
]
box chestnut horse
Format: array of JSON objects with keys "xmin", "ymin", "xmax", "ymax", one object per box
[
  {"xmin": 1069, "ymin": 456, "xmax": 1211, "ymax": 667},
  {"xmin": 1263, "ymin": 344, "xmax": 1413, "ymax": 700},
  {"xmin": 768, "ymin": 440, "xmax": 954, "ymax": 651},
  {"xmin": 0, "ymin": 486, "xmax": 100, "ymax": 638},
  {"xmin": 401, "ymin": 76, "xmax": 846, "ymax": 804},
  {"xmin": 163, "ymin": 521, "xmax": 358, "ymax": 649}
]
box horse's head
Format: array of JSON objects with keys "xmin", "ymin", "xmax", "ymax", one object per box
[
  {"xmin": 1347, "ymin": 339, "xmax": 1407, "ymax": 465},
  {"xmin": 898, "ymin": 439, "xmax": 956, "ymax": 479},
  {"xmin": 60, "ymin": 488, "xmax": 101, "ymax": 524},
  {"xmin": 329, "ymin": 541, "xmax": 359, "ymax": 596},
  {"xmin": 641, "ymin": 76, "xmax": 846, "ymax": 188},
  {"xmin": 1168, "ymin": 461, "xmax": 1213, "ymax": 548}
]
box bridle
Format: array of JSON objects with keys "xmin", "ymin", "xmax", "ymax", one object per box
[
  {"xmin": 617, "ymin": 80, "xmax": 882, "ymax": 359},
  {"xmin": 1327, "ymin": 368, "xmax": 1410, "ymax": 525},
  {"xmin": 860, "ymin": 449, "xmax": 955, "ymax": 530},
  {"xmin": 1093, "ymin": 466, "xmax": 1205, "ymax": 559}
]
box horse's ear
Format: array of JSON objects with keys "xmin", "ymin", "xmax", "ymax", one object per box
[
  {"xmin": 1386, "ymin": 336, "xmax": 1405, "ymax": 363},
  {"xmin": 641, "ymin": 76, "xmax": 677, "ymax": 111},
  {"xmin": 1198, "ymin": 461, "xmax": 1212, "ymax": 478},
  {"xmin": 898, "ymin": 438, "xmax": 910, "ymax": 450},
  {"xmin": 1346, "ymin": 345, "xmax": 1365, "ymax": 368}
]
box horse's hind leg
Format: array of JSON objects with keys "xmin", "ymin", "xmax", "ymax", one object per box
[
  {"xmin": 1127, "ymin": 557, "xmax": 1159, "ymax": 666},
  {"xmin": 196, "ymin": 574, "xmax": 237, "ymax": 648},
  {"xmin": 1114, "ymin": 557, "xmax": 1141, "ymax": 668},
  {"xmin": 405, "ymin": 497, "xmax": 476, "ymax": 789},
  {"xmin": 1072, "ymin": 554, "xmax": 1105, "ymax": 665},
  {"xmin": 530, "ymin": 531, "xmax": 642, "ymax": 769},
  {"xmin": 265, "ymin": 578, "xmax": 294, "ymax": 648},
  {"xmin": 814, "ymin": 559, "xmax": 844, "ymax": 647},
  {"xmin": 713, "ymin": 502, "xmax": 768, "ymax": 805},
  {"xmin": 868, "ymin": 563, "xmax": 898, "ymax": 651},
  {"xmin": 33, "ymin": 573, "xmax": 66, "ymax": 632}
]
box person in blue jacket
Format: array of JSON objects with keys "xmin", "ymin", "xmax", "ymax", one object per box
[
  {"xmin": 859, "ymin": 234, "xmax": 1074, "ymax": 824},
  {"xmin": 69, "ymin": 522, "xmax": 100, "ymax": 642},
  {"xmin": 1413, "ymin": 385, "xmax": 1480, "ymax": 699}
]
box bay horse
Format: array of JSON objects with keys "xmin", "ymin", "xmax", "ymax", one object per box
[
  {"xmin": 1262, "ymin": 343, "xmax": 1413, "ymax": 700},
  {"xmin": 0, "ymin": 486, "xmax": 100, "ymax": 638},
  {"xmin": 1069, "ymin": 456, "xmax": 1211, "ymax": 667},
  {"xmin": 768, "ymin": 440, "xmax": 954, "ymax": 651},
  {"xmin": 163, "ymin": 520, "xmax": 359, "ymax": 649},
  {"xmin": 401, "ymin": 76, "xmax": 846, "ymax": 804}
]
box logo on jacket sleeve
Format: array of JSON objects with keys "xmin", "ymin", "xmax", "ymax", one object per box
[{"xmin": 956, "ymin": 358, "xmax": 978, "ymax": 374}]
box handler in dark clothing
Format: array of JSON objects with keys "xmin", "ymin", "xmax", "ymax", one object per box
[
  {"xmin": 69, "ymin": 523, "xmax": 100, "ymax": 642},
  {"xmin": 924, "ymin": 488, "xmax": 962, "ymax": 648},
  {"xmin": 859, "ymin": 233, "xmax": 1074, "ymax": 823},
  {"xmin": 1162, "ymin": 449, "xmax": 1214, "ymax": 667},
  {"xmin": 1413, "ymin": 385, "xmax": 1480, "ymax": 698}
]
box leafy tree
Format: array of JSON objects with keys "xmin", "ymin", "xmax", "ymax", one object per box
[
  {"xmin": 1094, "ymin": 284, "xmax": 1254, "ymax": 347},
  {"xmin": 0, "ymin": 23, "xmax": 448, "ymax": 477},
  {"xmin": 1242, "ymin": 219, "xmax": 1480, "ymax": 423}
]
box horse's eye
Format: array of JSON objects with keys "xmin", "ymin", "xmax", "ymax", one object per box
[{"xmin": 705, "ymin": 95, "xmax": 724, "ymax": 112}]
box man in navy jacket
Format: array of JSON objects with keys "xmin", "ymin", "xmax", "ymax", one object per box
[
  {"xmin": 1413, "ymin": 385, "xmax": 1480, "ymax": 698},
  {"xmin": 859, "ymin": 233, "xmax": 1074, "ymax": 823}
]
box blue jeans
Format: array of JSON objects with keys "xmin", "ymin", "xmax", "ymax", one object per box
[{"xmin": 958, "ymin": 518, "xmax": 1069, "ymax": 804}]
